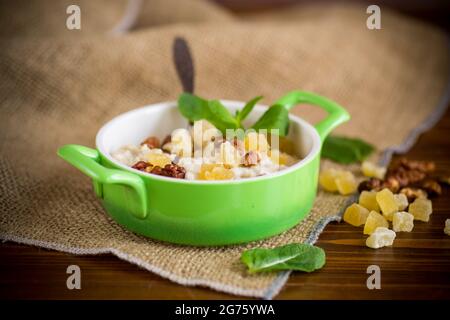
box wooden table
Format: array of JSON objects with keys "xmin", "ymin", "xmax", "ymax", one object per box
[{"xmin": 1, "ymin": 105, "xmax": 449, "ymax": 300}]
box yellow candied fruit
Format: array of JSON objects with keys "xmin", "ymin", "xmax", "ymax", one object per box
[
  {"xmin": 146, "ymin": 153, "xmax": 171, "ymax": 167},
  {"xmin": 245, "ymin": 132, "xmax": 269, "ymax": 153},
  {"xmin": 394, "ymin": 193, "xmax": 409, "ymax": 211},
  {"xmin": 364, "ymin": 211, "xmax": 389, "ymax": 235},
  {"xmin": 319, "ymin": 169, "xmax": 357, "ymax": 195},
  {"xmin": 361, "ymin": 161, "xmax": 386, "ymax": 179},
  {"xmin": 270, "ymin": 150, "xmax": 296, "ymax": 166},
  {"xmin": 335, "ymin": 171, "xmax": 357, "ymax": 195},
  {"xmin": 278, "ymin": 136, "xmax": 296, "ymax": 155},
  {"xmin": 198, "ymin": 164, "xmax": 234, "ymax": 181},
  {"xmin": 408, "ymin": 198, "xmax": 432, "ymax": 222},
  {"xmin": 366, "ymin": 227, "xmax": 396, "ymax": 249},
  {"xmin": 319, "ymin": 168, "xmax": 339, "ymax": 192},
  {"xmin": 376, "ymin": 188, "xmax": 398, "ymax": 221},
  {"xmin": 343, "ymin": 203, "xmax": 369, "ymax": 227},
  {"xmin": 392, "ymin": 211, "xmax": 414, "ymax": 232},
  {"xmin": 359, "ymin": 191, "xmax": 380, "ymax": 212},
  {"xmin": 445, "ymin": 219, "xmax": 450, "ymax": 236}
]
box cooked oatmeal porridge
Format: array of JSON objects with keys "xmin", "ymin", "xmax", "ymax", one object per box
[{"xmin": 112, "ymin": 120, "xmax": 299, "ymax": 180}]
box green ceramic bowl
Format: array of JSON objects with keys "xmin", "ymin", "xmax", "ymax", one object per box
[{"xmin": 58, "ymin": 91, "xmax": 349, "ymax": 246}]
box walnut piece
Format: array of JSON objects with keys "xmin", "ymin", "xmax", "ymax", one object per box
[
  {"xmin": 162, "ymin": 134, "xmax": 171, "ymax": 146},
  {"xmin": 161, "ymin": 135, "xmax": 172, "ymax": 152},
  {"xmin": 141, "ymin": 136, "xmax": 160, "ymax": 149},
  {"xmin": 420, "ymin": 179, "xmax": 442, "ymax": 197},
  {"xmin": 437, "ymin": 175, "xmax": 450, "ymax": 185},
  {"xmin": 389, "ymin": 157, "xmax": 435, "ymax": 174},
  {"xmin": 359, "ymin": 158, "xmax": 439, "ymax": 195},
  {"xmin": 358, "ymin": 178, "xmax": 383, "ymax": 193},
  {"xmin": 132, "ymin": 161, "xmax": 151, "ymax": 171},
  {"xmin": 131, "ymin": 161, "xmax": 186, "ymax": 179},
  {"xmin": 399, "ymin": 187, "xmax": 428, "ymax": 202},
  {"xmin": 151, "ymin": 164, "xmax": 186, "ymax": 179},
  {"xmin": 242, "ymin": 151, "xmax": 260, "ymax": 167},
  {"xmin": 385, "ymin": 166, "xmax": 426, "ymax": 188},
  {"xmin": 383, "ymin": 177, "xmax": 401, "ymax": 193}
]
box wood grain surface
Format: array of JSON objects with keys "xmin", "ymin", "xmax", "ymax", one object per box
[{"xmin": 1, "ymin": 105, "xmax": 449, "ymax": 300}]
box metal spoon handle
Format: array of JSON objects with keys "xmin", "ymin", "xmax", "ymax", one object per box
[{"xmin": 173, "ymin": 37, "xmax": 195, "ymax": 94}]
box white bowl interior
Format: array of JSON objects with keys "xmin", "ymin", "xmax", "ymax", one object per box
[{"xmin": 96, "ymin": 100, "xmax": 321, "ymax": 182}]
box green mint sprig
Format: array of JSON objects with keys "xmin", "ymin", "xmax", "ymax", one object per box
[
  {"xmin": 178, "ymin": 93, "xmax": 289, "ymax": 136},
  {"xmin": 322, "ymin": 136, "xmax": 375, "ymax": 164}
]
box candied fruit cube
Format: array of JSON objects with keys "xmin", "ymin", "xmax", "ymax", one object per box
[
  {"xmin": 392, "ymin": 211, "xmax": 414, "ymax": 232},
  {"xmin": 335, "ymin": 171, "xmax": 357, "ymax": 195},
  {"xmin": 146, "ymin": 153, "xmax": 171, "ymax": 167},
  {"xmin": 198, "ymin": 164, "xmax": 234, "ymax": 180},
  {"xmin": 278, "ymin": 136, "xmax": 296, "ymax": 154},
  {"xmin": 394, "ymin": 193, "xmax": 409, "ymax": 211},
  {"xmin": 445, "ymin": 219, "xmax": 450, "ymax": 236},
  {"xmin": 359, "ymin": 191, "xmax": 380, "ymax": 212},
  {"xmin": 270, "ymin": 150, "xmax": 296, "ymax": 166},
  {"xmin": 364, "ymin": 211, "xmax": 389, "ymax": 235},
  {"xmin": 282, "ymin": 153, "xmax": 297, "ymax": 166},
  {"xmin": 376, "ymin": 188, "xmax": 398, "ymax": 221},
  {"xmin": 197, "ymin": 163, "xmax": 215, "ymax": 179},
  {"xmin": 319, "ymin": 169, "xmax": 357, "ymax": 195},
  {"xmin": 361, "ymin": 161, "xmax": 386, "ymax": 179},
  {"xmin": 343, "ymin": 203, "xmax": 370, "ymax": 227},
  {"xmin": 245, "ymin": 132, "xmax": 269, "ymax": 153},
  {"xmin": 319, "ymin": 168, "xmax": 339, "ymax": 192},
  {"xmin": 408, "ymin": 198, "xmax": 432, "ymax": 222},
  {"xmin": 366, "ymin": 227, "xmax": 396, "ymax": 249},
  {"xmin": 209, "ymin": 166, "xmax": 234, "ymax": 180}
]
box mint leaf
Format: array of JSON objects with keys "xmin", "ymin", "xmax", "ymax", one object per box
[
  {"xmin": 178, "ymin": 93, "xmax": 209, "ymax": 121},
  {"xmin": 322, "ymin": 135, "xmax": 375, "ymax": 164},
  {"xmin": 241, "ymin": 243, "xmax": 326, "ymax": 273},
  {"xmin": 236, "ymin": 96, "xmax": 263, "ymax": 126},
  {"xmin": 207, "ymin": 100, "xmax": 239, "ymax": 133},
  {"xmin": 251, "ymin": 104, "xmax": 289, "ymax": 136},
  {"xmin": 178, "ymin": 93, "xmax": 290, "ymax": 136},
  {"xmin": 178, "ymin": 93, "xmax": 238, "ymax": 134}
]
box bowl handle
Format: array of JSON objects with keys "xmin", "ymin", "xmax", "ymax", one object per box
[
  {"xmin": 274, "ymin": 90, "xmax": 350, "ymax": 141},
  {"xmin": 57, "ymin": 144, "xmax": 148, "ymax": 219}
]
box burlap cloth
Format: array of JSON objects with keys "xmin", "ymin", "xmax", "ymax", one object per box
[{"xmin": 0, "ymin": 0, "xmax": 449, "ymax": 299}]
